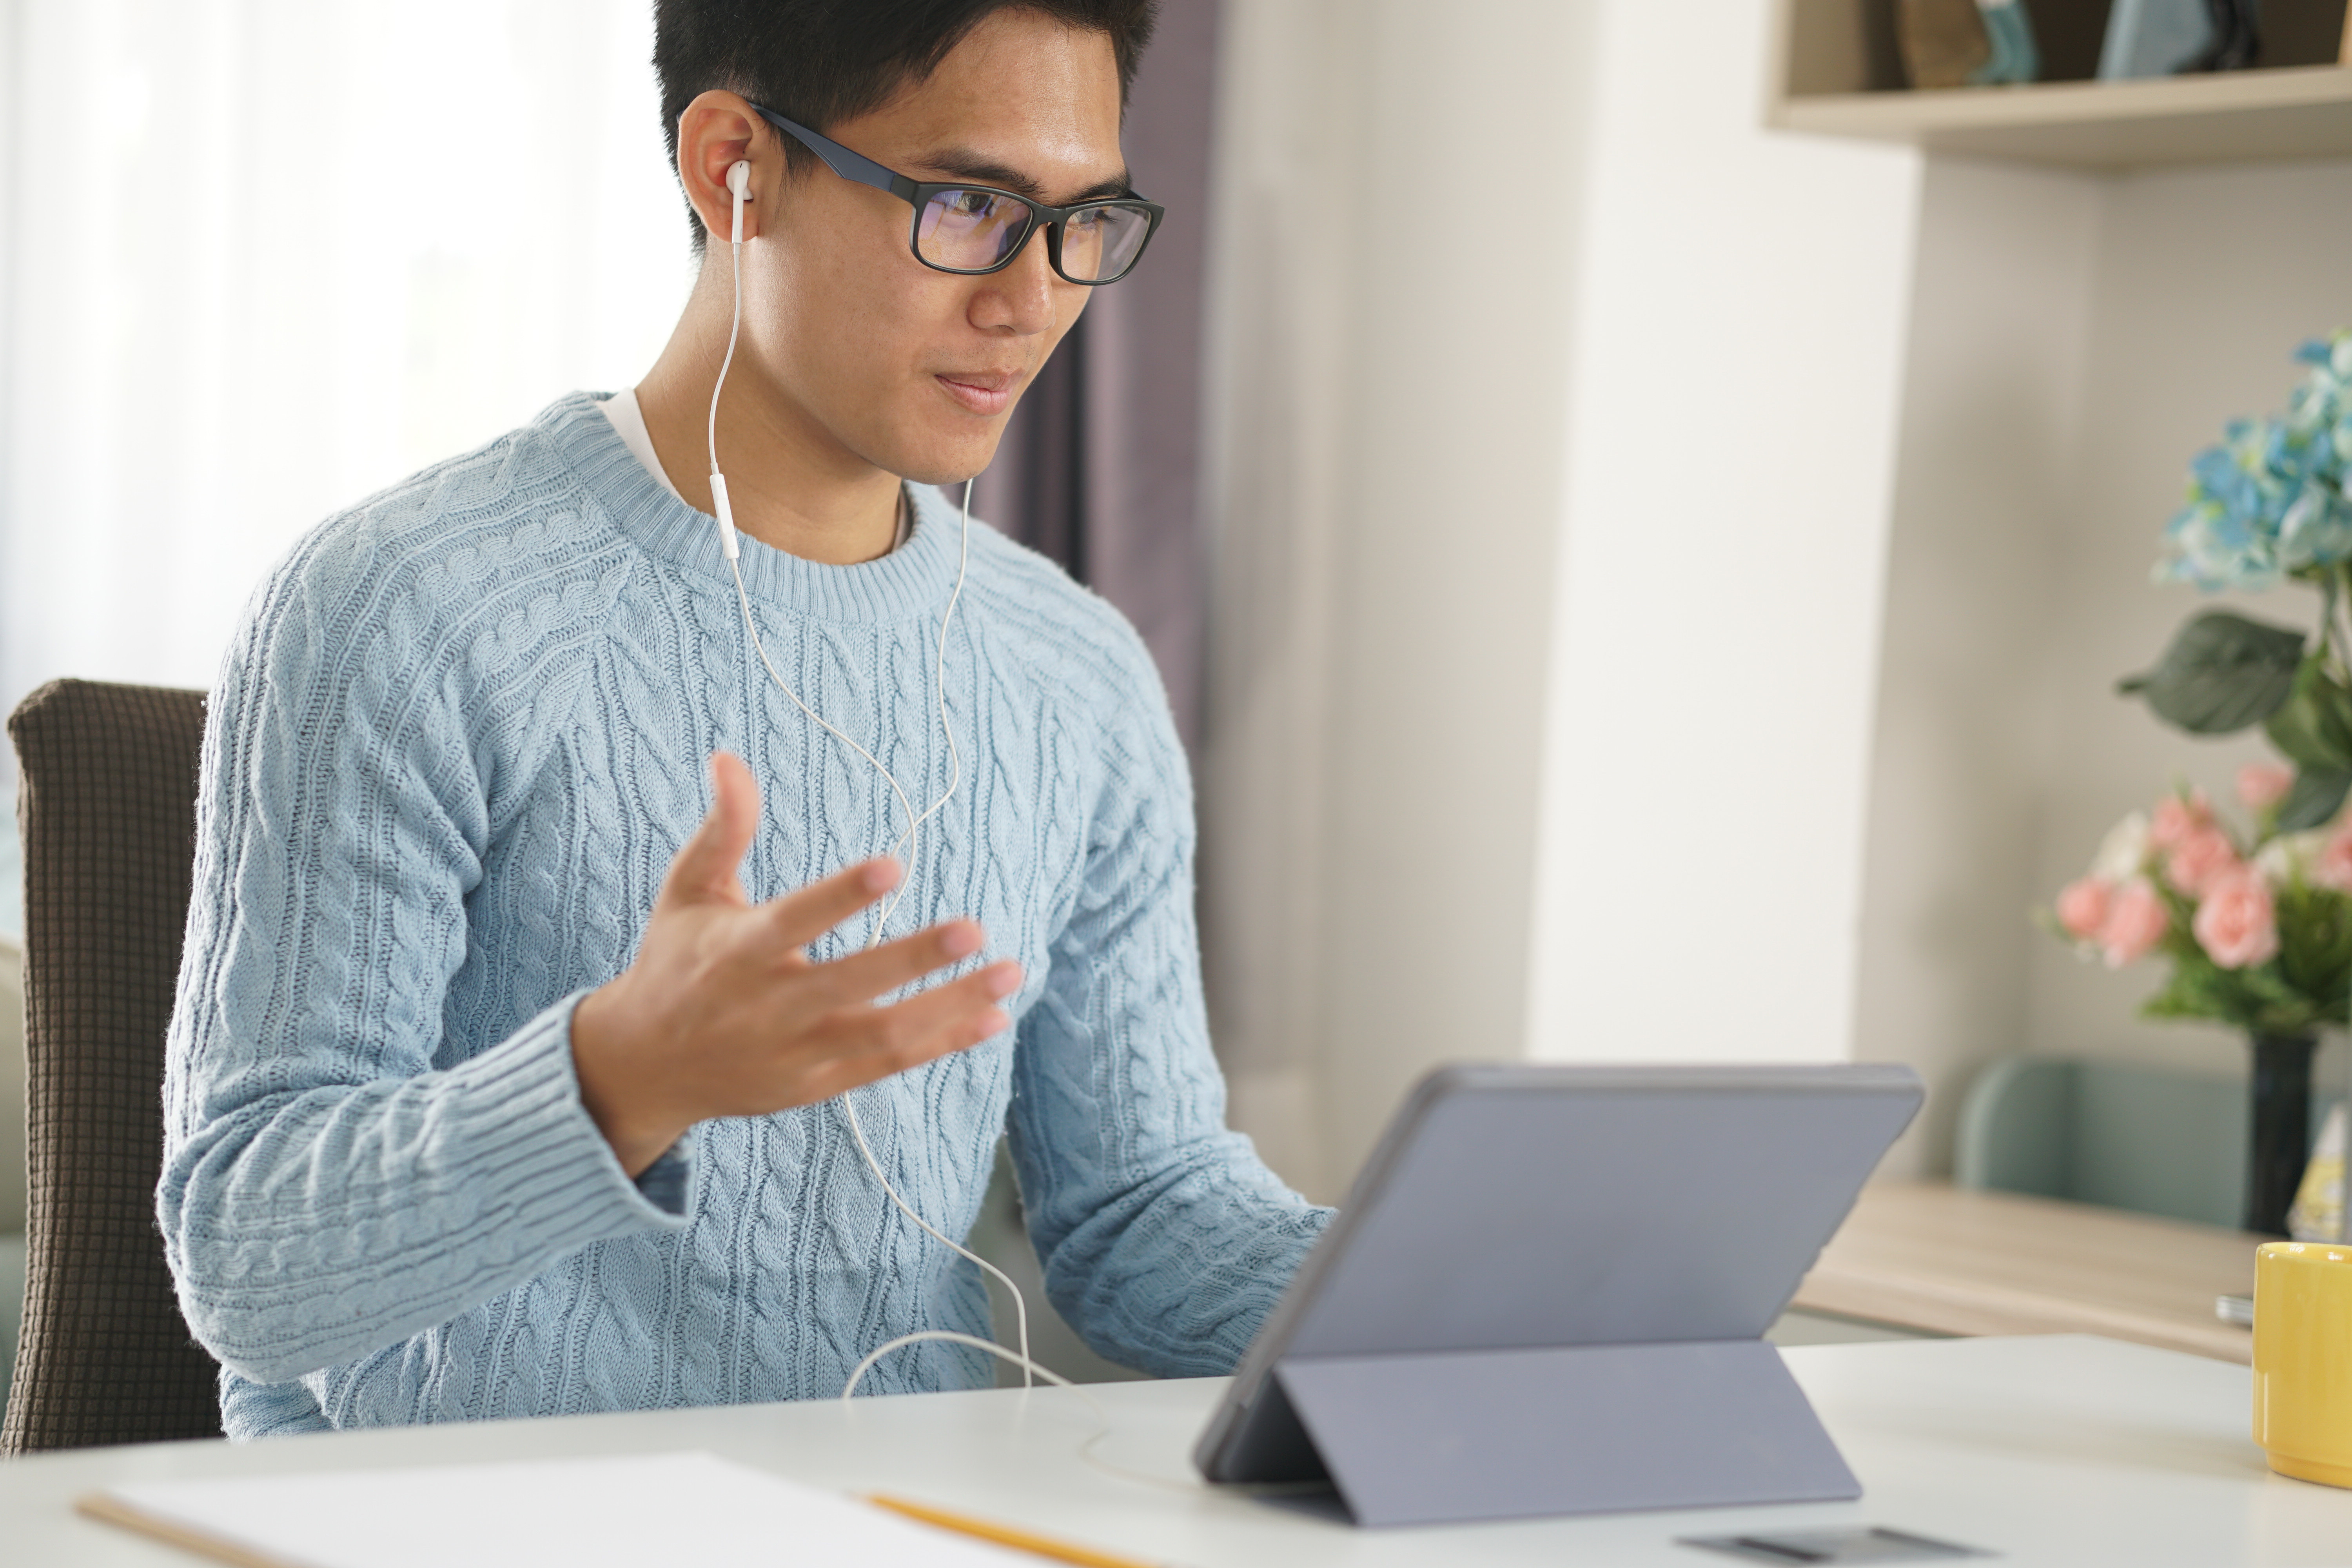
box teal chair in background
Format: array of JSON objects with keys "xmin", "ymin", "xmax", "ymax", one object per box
[{"xmin": 1955, "ymin": 1054, "xmax": 2339, "ymax": 1231}]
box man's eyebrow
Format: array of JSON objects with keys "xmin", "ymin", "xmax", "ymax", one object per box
[{"xmin": 917, "ymin": 147, "xmax": 1132, "ymax": 205}]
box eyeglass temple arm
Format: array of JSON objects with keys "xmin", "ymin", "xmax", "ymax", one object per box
[{"xmin": 749, "ymin": 105, "xmax": 919, "ymax": 204}]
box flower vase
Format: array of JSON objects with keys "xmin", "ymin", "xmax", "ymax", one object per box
[{"xmin": 2247, "ymin": 1032, "xmax": 2318, "ymax": 1236}]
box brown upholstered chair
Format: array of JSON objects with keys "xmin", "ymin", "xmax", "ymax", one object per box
[{"xmin": 3, "ymin": 679, "xmax": 220, "ymax": 1452}]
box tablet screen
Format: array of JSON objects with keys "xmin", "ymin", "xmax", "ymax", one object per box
[{"xmin": 1196, "ymin": 1063, "xmax": 1922, "ymax": 1485}]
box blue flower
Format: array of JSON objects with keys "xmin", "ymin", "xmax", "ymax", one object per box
[{"xmin": 2157, "ymin": 330, "xmax": 2352, "ymax": 592}]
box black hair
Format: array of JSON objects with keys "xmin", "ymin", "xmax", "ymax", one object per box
[{"xmin": 653, "ymin": 0, "xmax": 1160, "ymax": 254}]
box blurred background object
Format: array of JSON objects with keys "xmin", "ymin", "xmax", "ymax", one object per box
[
  {"xmin": 1898, "ymin": 0, "xmax": 2045, "ymax": 88},
  {"xmin": 1899, "ymin": 0, "xmax": 1994, "ymax": 87},
  {"xmin": 1973, "ymin": 0, "xmax": 2043, "ymax": 81},
  {"xmin": 0, "ymin": 0, "xmax": 691, "ymax": 727},
  {"xmin": 985, "ymin": 0, "xmax": 1218, "ymax": 751},
  {"xmin": 2100, "ymin": 0, "xmax": 2219, "ymax": 76},
  {"xmin": 1957, "ymin": 1052, "xmax": 2263, "ymax": 1227},
  {"xmin": 2288, "ymin": 1101, "xmax": 2346, "ymax": 1240},
  {"xmin": 2180, "ymin": 0, "xmax": 2262, "ymax": 71}
]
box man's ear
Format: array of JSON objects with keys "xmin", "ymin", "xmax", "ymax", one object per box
[{"xmin": 677, "ymin": 91, "xmax": 768, "ymax": 244}]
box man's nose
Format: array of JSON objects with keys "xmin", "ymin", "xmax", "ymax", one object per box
[{"xmin": 971, "ymin": 230, "xmax": 1060, "ymax": 336}]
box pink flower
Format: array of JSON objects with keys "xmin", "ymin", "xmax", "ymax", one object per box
[
  {"xmin": 2193, "ymin": 870, "xmax": 2280, "ymax": 970},
  {"xmin": 2315, "ymin": 829, "xmax": 2352, "ymax": 894},
  {"xmin": 2164, "ymin": 824, "xmax": 2241, "ymax": 897},
  {"xmin": 2097, "ymin": 878, "xmax": 2171, "ymax": 969},
  {"xmin": 2056, "ymin": 877, "xmax": 2112, "ymax": 940},
  {"xmin": 2150, "ymin": 789, "xmax": 2213, "ymax": 850},
  {"xmin": 2238, "ymin": 762, "xmax": 2296, "ymax": 811}
]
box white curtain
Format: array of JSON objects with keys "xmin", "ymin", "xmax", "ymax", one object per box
[{"xmin": 0, "ymin": 0, "xmax": 695, "ymax": 938}]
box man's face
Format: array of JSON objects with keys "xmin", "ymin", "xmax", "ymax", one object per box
[{"xmin": 745, "ymin": 11, "xmax": 1127, "ymax": 487}]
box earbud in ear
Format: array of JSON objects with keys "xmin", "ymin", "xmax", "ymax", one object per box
[{"xmin": 726, "ymin": 160, "xmax": 751, "ymax": 245}]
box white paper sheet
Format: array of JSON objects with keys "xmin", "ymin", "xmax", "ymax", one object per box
[{"xmin": 98, "ymin": 1450, "xmax": 1033, "ymax": 1568}]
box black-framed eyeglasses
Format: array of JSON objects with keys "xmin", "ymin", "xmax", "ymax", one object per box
[{"xmin": 748, "ymin": 104, "xmax": 1164, "ymax": 287}]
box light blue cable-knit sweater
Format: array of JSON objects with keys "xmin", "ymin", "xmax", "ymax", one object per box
[{"xmin": 159, "ymin": 391, "xmax": 1327, "ymax": 1439}]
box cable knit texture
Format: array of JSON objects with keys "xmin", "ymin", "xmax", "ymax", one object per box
[{"xmin": 159, "ymin": 392, "xmax": 1328, "ymax": 1439}]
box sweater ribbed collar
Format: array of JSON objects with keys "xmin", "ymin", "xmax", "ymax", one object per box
[{"xmin": 539, "ymin": 390, "xmax": 962, "ymax": 625}]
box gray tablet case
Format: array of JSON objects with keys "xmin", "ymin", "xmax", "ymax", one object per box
[{"xmin": 1193, "ymin": 1063, "xmax": 1925, "ymax": 1528}]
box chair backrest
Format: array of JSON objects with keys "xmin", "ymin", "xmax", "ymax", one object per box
[
  {"xmin": 2, "ymin": 936, "xmax": 24, "ymax": 1234},
  {"xmin": 3, "ymin": 679, "xmax": 218, "ymax": 1452},
  {"xmin": 1955, "ymin": 1052, "xmax": 2293, "ymax": 1230}
]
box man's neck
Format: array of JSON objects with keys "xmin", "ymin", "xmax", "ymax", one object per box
[{"xmin": 632, "ymin": 276, "xmax": 902, "ymax": 567}]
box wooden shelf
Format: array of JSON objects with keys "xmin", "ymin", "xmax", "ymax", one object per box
[
  {"xmin": 1771, "ymin": 0, "xmax": 2352, "ymax": 170},
  {"xmin": 1772, "ymin": 64, "xmax": 2352, "ymax": 170},
  {"xmin": 1792, "ymin": 1181, "xmax": 2259, "ymax": 1363}
]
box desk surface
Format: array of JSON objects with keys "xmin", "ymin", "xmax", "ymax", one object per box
[
  {"xmin": 1794, "ymin": 1181, "xmax": 2261, "ymax": 1362},
  {"xmin": 6, "ymin": 1336, "xmax": 2350, "ymax": 1567}
]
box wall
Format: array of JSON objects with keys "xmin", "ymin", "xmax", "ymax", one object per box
[
  {"xmin": 1206, "ymin": 1, "xmax": 2352, "ymax": 1195},
  {"xmin": 1200, "ymin": 0, "xmax": 1598, "ymax": 1202},
  {"xmin": 1523, "ymin": 3, "xmax": 1919, "ymax": 1070},
  {"xmin": 1203, "ymin": 0, "xmax": 1922, "ymax": 1201},
  {"xmin": 1849, "ymin": 156, "xmax": 2102, "ymax": 1177},
  {"xmin": 1853, "ymin": 155, "xmax": 2352, "ymax": 1176}
]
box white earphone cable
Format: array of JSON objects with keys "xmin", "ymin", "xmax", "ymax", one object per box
[
  {"xmin": 706, "ymin": 169, "xmax": 1030, "ymax": 1395},
  {"xmin": 706, "ymin": 241, "xmax": 738, "ymax": 485}
]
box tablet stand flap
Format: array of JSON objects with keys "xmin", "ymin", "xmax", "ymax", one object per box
[{"xmin": 1272, "ymin": 1340, "xmax": 1859, "ymax": 1529}]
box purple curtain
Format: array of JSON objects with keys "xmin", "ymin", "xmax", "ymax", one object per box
[{"xmin": 985, "ymin": 0, "xmax": 1218, "ymax": 755}]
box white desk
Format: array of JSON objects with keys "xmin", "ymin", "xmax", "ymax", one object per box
[{"xmin": 5, "ymin": 1336, "xmax": 2350, "ymax": 1566}]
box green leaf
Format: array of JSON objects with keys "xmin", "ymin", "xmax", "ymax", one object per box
[
  {"xmin": 2118, "ymin": 611, "xmax": 2307, "ymax": 735},
  {"xmin": 2279, "ymin": 768, "xmax": 2352, "ymax": 831},
  {"xmin": 2275, "ymin": 880, "xmax": 2352, "ymax": 1027},
  {"xmin": 2265, "ymin": 657, "xmax": 2352, "ymax": 771},
  {"xmin": 2141, "ymin": 950, "xmax": 2324, "ymax": 1035}
]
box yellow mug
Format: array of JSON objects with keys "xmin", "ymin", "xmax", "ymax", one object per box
[{"xmin": 2253, "ymin": 1241, "xmax": 2352, "ymax": 1486}]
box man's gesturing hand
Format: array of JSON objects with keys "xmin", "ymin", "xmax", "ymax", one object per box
[{"xmin": 571, "ymin": 753, "xmax": 1022, "ymax": 1176}]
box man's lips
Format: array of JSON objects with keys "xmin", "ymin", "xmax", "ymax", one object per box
[{"xmin": 935, "ymin": 370, "xmax": 1019, "ymax": 416}]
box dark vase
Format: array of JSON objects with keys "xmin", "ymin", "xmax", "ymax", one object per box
[{"xmin": 2247, "ymin": 1032, "xmax": 2318, "ymax": 1236}]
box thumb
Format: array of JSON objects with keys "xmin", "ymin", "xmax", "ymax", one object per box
[{"xmin": 659, "ymin": 752, "xmax": 759, "ymax": 909}]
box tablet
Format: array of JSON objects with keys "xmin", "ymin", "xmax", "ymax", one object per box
[{"xmin": 1193, "ymin": 1062, "xmax": 1924, "ymax": 1489}]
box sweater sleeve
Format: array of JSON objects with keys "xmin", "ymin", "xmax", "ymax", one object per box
[
  {"xmin": 1004, "ymin": 649, "xmax": 1330, "ymax": 1377},
  {"xmin": 157, "ymin": 522, "xmax": 684, "ymax": 1388}
]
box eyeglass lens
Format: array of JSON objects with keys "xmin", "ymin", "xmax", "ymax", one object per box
[{"xmin": 915, "ymin": 189, "xmax": 1154, "ymax": 283}]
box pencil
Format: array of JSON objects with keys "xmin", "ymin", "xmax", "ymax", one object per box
[{"xmin": 865, "ymin": 1492, "xmax": 1165, "ymax": 1568}]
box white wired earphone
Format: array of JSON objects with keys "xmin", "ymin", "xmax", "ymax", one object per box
[{"xmin": 706, "ymin": 158, "xmax": 1064, "ymax": 1404}]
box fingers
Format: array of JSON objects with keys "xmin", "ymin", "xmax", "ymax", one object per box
[
  {"xmin": 804, "ymin": 961, "xmax": 1023, "ymax": 1098},
  {"xmin": 879, "ymin": 959, "xmax": 1021, "ymax": 1042},
  {"xmin": 811, "ymin": 916, "xmax": 988, "ymax": 1006},
  {"xmin": 845, "ymin": 960, "xmax": 1021, "ymax": 1062},
  {"xmin": 761, "ymin": 856, "xmax": 904, "ymax": 950},
  {"xmin": 660, "ymin": 754, "xmax": 762, "ymax": 909}
]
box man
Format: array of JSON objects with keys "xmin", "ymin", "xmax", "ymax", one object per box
[{"xmin": 159, "ymin": 0, "xmax": 1326, "ymax": 1438}]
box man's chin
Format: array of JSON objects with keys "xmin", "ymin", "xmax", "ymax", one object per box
[{"xmin": 882, "ymin": 427, "xmax": 1006, "ymax": 492}]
